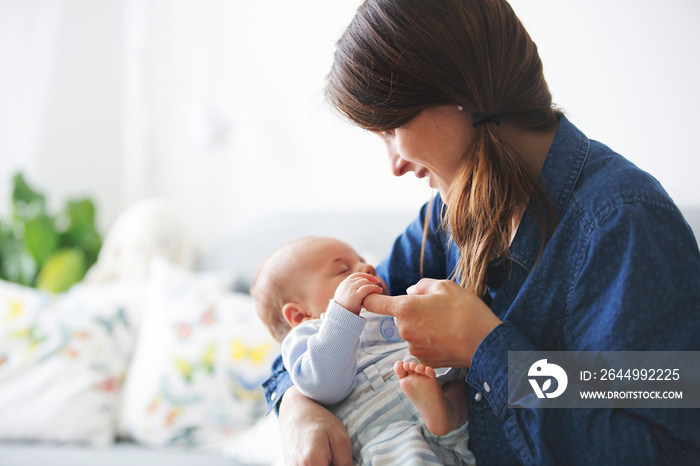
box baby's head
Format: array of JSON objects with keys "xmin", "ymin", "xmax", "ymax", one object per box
[{"xmin": 251, "ymin": 236, "xmax": 386, "ymax": 342}]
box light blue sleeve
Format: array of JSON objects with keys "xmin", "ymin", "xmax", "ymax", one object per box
[{"xmin": 281, "ymin": 301, "xmax": 366, "ymax": 405}]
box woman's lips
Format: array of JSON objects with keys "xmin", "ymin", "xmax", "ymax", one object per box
[{"xmin": 415, "ymin": 169, "xmax": 435, "ymax": 189}]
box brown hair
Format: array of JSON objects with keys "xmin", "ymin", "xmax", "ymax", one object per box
[{"xmin": 326, "ymin": 0, "xmax": 560, "ymax": 296}]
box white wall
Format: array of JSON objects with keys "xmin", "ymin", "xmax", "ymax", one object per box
[
  {"xmin": 0, "ymin": 0, "xmax": 63, "ymax": 212},
  {"xmin": 0, "ymin": 0, "xmax": 124, "ymax": 223},
  {"xmin": 1, "ymin": 0, "xmax": 698, "ymax": 252},
  {"xmin": 510, "ymin": 0, "xmax": 700, "ymax": 209},
  {"xmin": 125, "ymin": 0, "xmax": 432, "ymax": 249}
]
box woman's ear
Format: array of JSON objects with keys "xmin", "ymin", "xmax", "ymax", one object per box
[{"xmin": 282, "ymin": 303, "xmax": 310, "ymax": 328}]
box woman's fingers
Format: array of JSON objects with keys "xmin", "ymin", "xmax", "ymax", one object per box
[
  {"xmin": 365, "ymin": 279, "xmax": 502, "ymax": 367},
  {"xmin": 362, "ymin": 293, "xmax": 404, "ymax": 316},
  {"xmin": 406, "ymin": 278, "xmax": 444, "ymax": 295},
  {"xmin": 328, "ymin": 426, "xmax": 353, "ymax": 466}
]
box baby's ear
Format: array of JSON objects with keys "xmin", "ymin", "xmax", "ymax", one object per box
[{"xmin": 282, "ymin": 303, "xmax": 309, "ymax": 328}]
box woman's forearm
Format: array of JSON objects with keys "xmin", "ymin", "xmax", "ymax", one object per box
[{"xmin": 278, "ymin": 386, "xmax": 353, "ymax": 466}]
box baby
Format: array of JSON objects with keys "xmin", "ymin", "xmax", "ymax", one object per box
[{"xmin": 252, "ymin": 236, "xmax": 474, "ymax": 465}]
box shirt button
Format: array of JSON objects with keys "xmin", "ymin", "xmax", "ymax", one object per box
[
  {"xmin": 270, "ymin": 392, "xmax": 277, "ymax": 402},
  {"xmin": 483, "ymin": 382, "xmax": 491, "ymax": 393},
  {"xmin": 475, "ymin": 392, "xmax": 483, "ymax": 402}
]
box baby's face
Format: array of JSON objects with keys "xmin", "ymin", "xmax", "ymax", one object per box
[{"xmin": 290, "ymin": 238, "xmax": 387, "ymax": 319}]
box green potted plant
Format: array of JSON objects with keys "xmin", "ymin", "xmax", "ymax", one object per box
[{"xmin": 0, "ymin": 173, "xmax": 102, "ymax": 293}]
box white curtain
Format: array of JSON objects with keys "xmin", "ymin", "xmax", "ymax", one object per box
[{"xmin": 0, "ymin": 0, "xmax": 64, "ymax": 214}]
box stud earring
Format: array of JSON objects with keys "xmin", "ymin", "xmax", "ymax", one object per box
[{"xmin": 457, "ymin": 105, "xmax": 464, "ymax": 111}]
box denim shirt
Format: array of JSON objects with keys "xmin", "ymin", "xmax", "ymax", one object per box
[{"xmin": 262, "ymin": 116, "xmax": 700, "ymax": 464}]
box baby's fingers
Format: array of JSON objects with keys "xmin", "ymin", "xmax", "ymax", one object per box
[
  {"xmin": 346, "ymin": 272, "xmax": 379, "ymax": 283},
  {"xmin": 356, "ymin": 283, "xmax": 383, "ymax": 298},
  {"xmin": 342, "ymin": 275, "xmax": 379, "ymax": 291}
]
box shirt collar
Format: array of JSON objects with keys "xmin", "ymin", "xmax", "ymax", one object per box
[{"xmin": 507, "ymin": 115, "xmax": 590, "ymax": 271}]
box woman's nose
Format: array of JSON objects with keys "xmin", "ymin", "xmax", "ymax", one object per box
[{"xmin": 390, "ymin": 151, "xmax": 410, "ymax": 177}]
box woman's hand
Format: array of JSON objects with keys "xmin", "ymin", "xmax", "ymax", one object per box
[
  {"xmin": 278, "ymin": 386, "xmax": 353, "ymax": 465},
  {"xmin": 362, "ymin": 278, "xmax": 502, "ymax": 368}
]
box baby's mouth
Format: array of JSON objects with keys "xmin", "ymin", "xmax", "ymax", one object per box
[{"xmin": 376, "ymin": 278, "xmax": 389, "ymax": 295}]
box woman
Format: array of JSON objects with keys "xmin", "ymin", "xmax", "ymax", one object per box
[{"xmin": 263, "ymin": 0, "xmax": 700, "ymax": 464}]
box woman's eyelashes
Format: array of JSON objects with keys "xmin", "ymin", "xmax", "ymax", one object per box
[{"xmin": 381, "ymin": 130, "xmax": 394, "ymax": 141}]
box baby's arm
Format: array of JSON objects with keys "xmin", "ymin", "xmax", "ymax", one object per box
[
  {"xmin": 281, "ymin": 273, "xmax": 382, "ymax": 405},
  {"xmin": 282, "ymin": 303, "xmax": 365, "ymax": 405}
]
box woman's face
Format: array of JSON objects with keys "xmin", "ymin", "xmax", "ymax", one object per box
[{"xmin": 377, "ymin": 105, "xmax": 475, "ymax": 201}]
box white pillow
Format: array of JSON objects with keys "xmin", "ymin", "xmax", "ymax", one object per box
[
  {"xmin": 0, "ymin": 279, "xmax": 146, "ymax": 445},
  {"xmin": 119, "ymin": 259, "xmax": 279, "ymax": 450}
]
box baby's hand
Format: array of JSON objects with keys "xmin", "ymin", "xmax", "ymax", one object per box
[{"xmin": 334, "ymin": 273, "xmax": 384, "ymax": 315}]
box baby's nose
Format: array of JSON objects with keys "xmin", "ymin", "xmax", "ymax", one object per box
[{"xmin": 357, "ymin": 263, "xmax": 377, "ymax": 276}]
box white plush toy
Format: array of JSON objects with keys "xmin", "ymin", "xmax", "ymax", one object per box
[{"xmin": 84, "ymin": 198, "xmax": 197, "ymax": 283}]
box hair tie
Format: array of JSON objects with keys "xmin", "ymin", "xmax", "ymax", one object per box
[{"xmin": 471, "ymin": 112, "xmax": 502, "ymax": 127}]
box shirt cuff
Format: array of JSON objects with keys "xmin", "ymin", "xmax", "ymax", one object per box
[
  {"xmin": 323, "ymin": 300, "xmax": 366, "ymax": 333},
  {"xmin": 466, "ymin": 320, "xmax": 537, "ymax": 419},
  {"xmin": 263, "ymin": 354, "xmax": 293, "ymax": 415}
]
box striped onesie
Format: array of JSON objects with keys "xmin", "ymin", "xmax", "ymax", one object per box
[{"xmin": 282, "ymin": 301, "xmax": 476, "ymax": 465}]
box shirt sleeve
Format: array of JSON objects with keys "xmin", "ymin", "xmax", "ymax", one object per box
[
  {"xmin": 263, "ymin": 301, "xmax": 366, "ymax": 414},
  {"xmin": 467, "ymin": 201, "xmax": 700, "ymax": 464},
  {"xmin": 281, "ymin": 301, "xmax": 366, "ymax": 406}
]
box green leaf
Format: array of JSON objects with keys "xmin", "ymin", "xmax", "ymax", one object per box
[
  {"xmin": 59, "ymin": 199, "xmax": 102, "ymax": 268},
  {"xmin": 12, "ymin": 173, "xmax": 46, "ymax": 220},
  {"xmin": 1, "ymin": 172, "xmax": 103, "ymax": 289},
  {"xmin": 66, "ymin": 199, "xmax": 96, "ymax": 230},
  {"xmin": 36, "ymin": 248, "xmax": 86, "ymax": 293},
  {"xmin": 0, "ymin": 220, "xmax": 8, "ymax": 271},
  {"xmin": 23, "ymin": 213, "xmax": 59, "ymax": 266},
  {"xmin": 0, "ymin": 237, "xmax": 38, "ymax": 286}
]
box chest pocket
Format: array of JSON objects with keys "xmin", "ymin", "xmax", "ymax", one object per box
[{"xmin": 360, "ymin": 310, "xmax": 408, "ymax": 355}]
